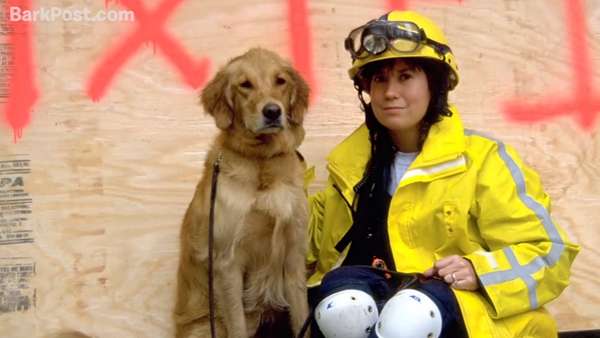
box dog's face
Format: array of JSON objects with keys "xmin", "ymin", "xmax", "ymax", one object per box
[{"xmin": 201, "ymin": 48, "xmax": 309, "ymax": 138}]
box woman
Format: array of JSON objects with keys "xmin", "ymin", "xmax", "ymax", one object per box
[{"xmin": 306, "ymin": 10, "xmax": 579, "ymax": 338}]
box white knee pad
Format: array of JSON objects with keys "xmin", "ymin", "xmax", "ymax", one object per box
[
  {"xmin": 314, "ymin": 289, "xmax": 379, "ymax": 338},
  {"xmin": 374, "ymin": 289, "xmax": 442, "ymax": 338}
]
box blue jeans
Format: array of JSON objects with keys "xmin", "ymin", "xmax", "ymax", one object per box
[{"xmin": 308, "ymin": 266, "xmax": 468, "ymax": 338}]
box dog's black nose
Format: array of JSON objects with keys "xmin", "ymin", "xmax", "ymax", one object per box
[{"xmin": 262, "ymin": 103, "xmax": 282, "ymax": 121}]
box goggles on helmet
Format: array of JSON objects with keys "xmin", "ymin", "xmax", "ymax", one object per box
[{"xmin": 344, "ymin": 20, "xmax": 451, "ymax": 61}]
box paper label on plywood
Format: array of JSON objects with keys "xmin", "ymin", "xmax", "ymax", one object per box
[
  {"xmin": 0, "ymin": 257, "xmax": 35, "ymax": 313},
  {"xmin": 0, "ymin": 156, "xmax": 33, "ymax": 245}
]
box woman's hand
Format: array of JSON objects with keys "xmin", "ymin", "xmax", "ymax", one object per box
[{"xmin": 423, "ymin": 255, "xmax": 480, "ymax": 291}]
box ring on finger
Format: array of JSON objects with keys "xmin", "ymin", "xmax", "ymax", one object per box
[{"xmin": 452, "ymin": 272, "xmax": 458, "ymax": 282}]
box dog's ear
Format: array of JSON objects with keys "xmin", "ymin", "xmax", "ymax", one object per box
[
  {"xmin": 287, "ymin": 66, "xmax": 309, "ymax": 125},
  {"xmin": 201, "ymin": 68, "xmax": 233, "ymax": 130}
]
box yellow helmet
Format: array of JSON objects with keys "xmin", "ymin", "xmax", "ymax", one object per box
[{"xmin": 346, "ymin": 11, "xmax": 459, "ymax": 90}]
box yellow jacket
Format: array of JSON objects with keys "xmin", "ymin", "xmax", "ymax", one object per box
[{"xmin": 307, "ymin": 110, "xmax": 579, "ymax": 338}]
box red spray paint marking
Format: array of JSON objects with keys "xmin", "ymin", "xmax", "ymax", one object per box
[
  {"xmin": 87, "ymin": 0, "xmax": 211, "ymax": 101},
  {"xmin": 288, "ymin": 0, "xmax": 316, "ymax": 100},
  {"xmin": 387, "ymin": 0, "xmax": 463, "ymax": 11},
  {"xmin": 387, "ymin": 0, "xmax": 408, "ymax": 9},
  {"xmin": 3, "ymin": 0, "xmax": 40, "ymax": 142},
  {"xmin": 502, "ymin": 0, "xmax": 599, "ymax": 131}
]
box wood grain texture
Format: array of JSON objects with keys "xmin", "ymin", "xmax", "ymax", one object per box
[{"xmin": 0, "ymin": 0, "xmax": 598, "ymax": 337}]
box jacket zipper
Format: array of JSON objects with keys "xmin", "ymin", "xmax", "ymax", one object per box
[{"xmin": 382, "ymin": 202, "xmax": 396, "ymax": 271}]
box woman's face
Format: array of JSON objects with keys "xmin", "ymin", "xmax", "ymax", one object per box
[{"xmin": 368, "ymin": 59, "xmax": 431, "ymax": 134}]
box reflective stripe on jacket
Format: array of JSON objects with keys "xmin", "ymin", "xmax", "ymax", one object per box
[{"xmin": 307, "ymin": 109, "xmax": 579, "ymax": 338}]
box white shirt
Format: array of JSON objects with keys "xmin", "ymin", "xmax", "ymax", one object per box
[{"xmin": 387, "ymin": 151, "xmax": 419, "ymax": 195}]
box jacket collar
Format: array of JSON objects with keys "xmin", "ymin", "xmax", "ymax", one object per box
[{"xmin": 327, "ymin": 106, "xmax": 466, "ymax": 191}]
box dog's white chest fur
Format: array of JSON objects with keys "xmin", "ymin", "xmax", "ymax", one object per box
[
  {"xmin": 215, "ymin": 158, "xmax": 300, "ymax": 226},
  {"xmin": 212, "ymin": 155, "xmax": 305, "ymax": 310}
]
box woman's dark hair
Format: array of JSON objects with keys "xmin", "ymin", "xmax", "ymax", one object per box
[{"xmin": 350, "ymin": 58, "xmax": 452, "ymax": 254}]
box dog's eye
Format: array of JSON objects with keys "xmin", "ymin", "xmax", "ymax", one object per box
[
  {"xmin": 275, "ymin": 77, "xmax": 286, "ymax": 86},
  {"xmin": 240, "ymin": 80, "xmax": 253, "ymax": 89}
]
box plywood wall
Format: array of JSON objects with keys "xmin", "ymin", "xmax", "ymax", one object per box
[{"xmin": 0, "ymin": 0, "xmax": 599, "ymax": 337}]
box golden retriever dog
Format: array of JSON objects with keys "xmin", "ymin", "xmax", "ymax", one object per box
[{"xmin": 174, "ymin": 48, "xmax": 310, "ymax": 338}]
